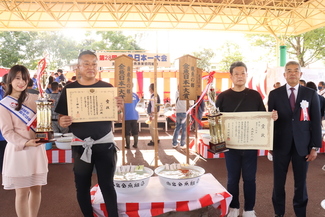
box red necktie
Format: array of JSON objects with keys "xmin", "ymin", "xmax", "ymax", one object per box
[{"xmin": 289, "ymin": 87, "xmax": 295, "ymax": 111}]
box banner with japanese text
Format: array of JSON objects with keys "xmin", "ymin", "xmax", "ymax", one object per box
[
  {"xmin": 113, "ymin": 55, "xmax": 134, "ymax": 103},
  {"xmin": 178, "ymin": 55, "xmax": 198, "ymax": 100},
  {"xmin": 97, "ymin": 52, "xmax": 170, "ymax": 68}
]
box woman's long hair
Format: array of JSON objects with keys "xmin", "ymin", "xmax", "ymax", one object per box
[{"xmin": 5, "ymin": 65, "xmax": 30, "ymax": 111}]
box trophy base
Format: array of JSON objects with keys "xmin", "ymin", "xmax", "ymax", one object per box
[
  {"xmin": 208, "ymin": 141, "xmax": 228, "ymax": 154},
  {"xmin": 36, "ymin": 131, "xmax": 55, "ymax": 143}
]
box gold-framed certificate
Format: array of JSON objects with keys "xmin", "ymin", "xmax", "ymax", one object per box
[
  {"xmin": 67, "ymin": 87, "xmax": 118, "ymax": 122},
  {"xmin": 221, "ymin": 112, "xmax": 274, "ymax": 150}
]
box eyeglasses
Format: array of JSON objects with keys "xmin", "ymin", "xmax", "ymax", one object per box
[{"xmin": 81, "ymin": 63, "xmax": 98, "ymax": 68}]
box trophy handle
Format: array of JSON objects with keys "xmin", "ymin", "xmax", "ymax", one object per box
[{"xmin": 36, "ymin": 58, "xmax": 47, "ymax": 98}]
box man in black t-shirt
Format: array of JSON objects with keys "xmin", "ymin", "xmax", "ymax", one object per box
[
  {"xmin": 216, "ymin": 61, "xmax": 277, "ymax": 217},
  {"xmin": 55, "ymin": 50, "xmax": 123, "ymax": 217}
]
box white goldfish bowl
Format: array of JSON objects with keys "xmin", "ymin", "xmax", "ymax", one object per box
[
  {"xmin": 55, "ymin": 136, "xmax": 72, "ymax": 150},
  {"xmin": 53, "ymin": 133, "xmax": 62, "ymax": 138},
  {"xmin": 63, "ymin": 133, "xmax": 73, "ymax": 137},
  {"xmin": 114, "ymin": 167, "xmax": 154, "ymax": 194},
  {"xmin": 154, "ymin": 165, "xmax": 205, "ymax": 191}
]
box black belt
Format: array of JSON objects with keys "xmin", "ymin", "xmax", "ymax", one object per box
[{"xmin": 52, "ymin": 119, "xmax": 58, "ymax": 121}]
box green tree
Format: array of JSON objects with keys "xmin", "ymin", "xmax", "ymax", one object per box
[
  {"xmin": 0, "ymin": 31, "xmax": 81, "ymax": 70},
  {"xmin": 92, "ymin": 31, "xmax": 143, "ymax": 51},
  {"xmin": 0, "ymin": 31, "xmax": 38, "ymax": 68},
  {"xmin": 245, "ymin": 27, "xmax": 325, "ymax": 67},
  {"xmin": 0, "ymin": 31, "xmax": 144, "ymax": 70},
  {"xmin": 36, "ymin": 32, "xmax": 80, "ymax": 70},
  {"xmin": 192, "ymin": 48, "xmax": 215, "ymax": 71},
  {"xmin": 218, "ymin": 41, "xmax": 244, "ymax": 71},
  {"xmin": 286, "ymin": 27, "xmax": 325, "ymax": 67}
]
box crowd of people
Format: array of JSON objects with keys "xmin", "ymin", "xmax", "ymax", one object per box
[{"xmin": 0, "ymin": 56, "xmax": 324, "ymax": 217}]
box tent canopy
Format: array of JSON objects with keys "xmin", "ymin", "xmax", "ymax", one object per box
[
  {"xmin": 1, "ymin": 0, "xmax": 325, "ymax": 35},
  {"xmin": 0, "ymin": 68, "xmax": 9, "ymax": 77}
]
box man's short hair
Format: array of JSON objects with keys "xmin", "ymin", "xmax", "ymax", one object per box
[
  {"xmin": 306, "ymin": 81, "xmax": 317, "ymax": 91},
  {"xmin": 27, "ymin": 79, "xmax": 33, "ymax": 87},
  {"xmin": 149, "ymin": 83, "xmax": 155, "ymax": 91},
  {"xmin": 57, "ymin": 69, "xmax": 63, "ymax": 73},
  {"xmin": 229, "ymin": 62, "xmax": 247, "ymax": 74},
  {"xmin": 273, "ymin": 82, "xmax": 281, "ymax": 88},
  {"xmin": 299, "ymin": 79, "xmax": 306, "ymax": 85},
  {"xmin": 78, "ymin": 50, "xmax": 97, "ymax": 63},
  {"xmin": 2, "ymin": 73, "xmax": 8, "ymax": 84},
  {"xmin": 48, "ymin": 75, "xmax": 54, "ymax": 84},
  {"xmin": 319, "ymin": 81, "xmax": 325, "ymax": 86},
  {"xmin": 51, "ymin": 82, "xmax": 59, "ymax": 91},
  {"xmin": 285, "ymin": 61, "xmax": 301, "ymax": 71}
]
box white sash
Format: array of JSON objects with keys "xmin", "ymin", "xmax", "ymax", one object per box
[
  {"xmin": 71, "ymin": 132, "xmax": 116, "ymax": 163},
  {"xmin": 0, "ymin": 96, "xmax": 37, "ymax": 132}
]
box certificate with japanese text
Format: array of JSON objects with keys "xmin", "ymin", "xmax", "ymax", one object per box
[
  {"xmin": 221, "ymin": 112, "xmax": 274, "ymax": 150},
  {"xmin": 67, "ymin": 87, "xmax": 118, "ymax": 122}
]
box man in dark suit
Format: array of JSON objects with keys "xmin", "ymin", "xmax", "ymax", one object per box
[{"xmin": 268, "ymin": 61, "xmax": 322, "ymax": 217}]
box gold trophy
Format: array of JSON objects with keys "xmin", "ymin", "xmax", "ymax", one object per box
[
  {"xmin": 206, "ymin": 87, "xmax": 227, "ymax": 154},
  {"xmin": 35, "ymin": 59, "xmax": 54, "ymax": 142}
]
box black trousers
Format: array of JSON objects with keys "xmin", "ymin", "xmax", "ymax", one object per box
[
  {"xmin": 125, "ymin": 120, "xmax": 139, "ymax": 136},
  {"xmin": 72, "ymin": 143, "xmax": 118, "ymax": 217},
  {"xmin": 272, "ymin": 141, "xmax": 309, "ymax": 217}
]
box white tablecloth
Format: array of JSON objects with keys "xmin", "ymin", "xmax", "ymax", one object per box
[{"xmin": 91, "ymin": 173, "xmax": 232, "ymax": 217}]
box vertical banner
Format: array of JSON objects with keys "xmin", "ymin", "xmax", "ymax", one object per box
[
  {"xmin": 112, "ymin": 55, "xmax": 135, "ymax": 103},
  {"xmin": 196, "ymin": 68, "xmax": 203, "ymax": 96},
  {"xmin": 178, "ymin": 55, "xmax": 199, "ymax": 100},
  {"xmin": 136, "ymin": 71, "xmax": 144, "ymax": 98}
]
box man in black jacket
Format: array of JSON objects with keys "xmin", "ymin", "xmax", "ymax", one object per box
[{"xmin": 268, "ymin": 61, "xmax": 322, "ymax": 217}]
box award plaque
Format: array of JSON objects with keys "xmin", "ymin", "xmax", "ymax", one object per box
[
  {"xmin": 35, "ymin": 59, "xmax": 54, "ymax": 142},
  {"xmin": 206, "ymin": 87, "xmax": 228, "ymax": 154}
]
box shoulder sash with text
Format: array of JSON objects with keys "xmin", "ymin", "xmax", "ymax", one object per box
[{"xmin": 0, "ymin": 96, "xmax": 37, "ymax": 132}]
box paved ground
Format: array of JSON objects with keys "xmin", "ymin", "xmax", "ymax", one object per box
[{"xmin": 1, "ymin": 129, "xmax": 325, "ymax": 217}]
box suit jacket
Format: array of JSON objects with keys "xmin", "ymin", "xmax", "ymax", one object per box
[
  {"xmin": 268, "ymin": 85, "xmax": 322, "ymax": 156},
  {"xmin": 318, "ymin": 95, "xmax": 325, "ymax": 118}
]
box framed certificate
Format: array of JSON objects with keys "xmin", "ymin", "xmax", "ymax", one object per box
[
  {"xmin": 67, "ymin": 87, "xmax": 118, "ymax": 122},
  {"xmin": 221, "ymin": 112, "xmax": 274, "ymax": 150}
]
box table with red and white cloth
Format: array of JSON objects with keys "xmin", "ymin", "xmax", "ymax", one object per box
[
  {"xmin": 197, "ymin": 129, "xmax": 325, "ymax": 159},
  {"xmin": 46, "ymin": 149, "xmax": 73, "ymax": 163},
  {"xmin": 90, "ymin": 173, "xmax": 232, "ymax": 217}
]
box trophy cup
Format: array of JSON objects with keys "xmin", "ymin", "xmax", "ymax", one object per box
[
  {"xmin": 206, "ymin": 87, "xmax": 228, "ymax": 154},
  {"xmin": 35, "ymin": 61, "xmax": 54, "ymax": 142}
]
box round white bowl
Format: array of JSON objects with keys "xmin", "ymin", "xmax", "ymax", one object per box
[
  {"xmin": 154, "ymin": 165, "xmax": 205, "ymax": 191},
  {"xmin": 54, "ymin": 133, "xmax": 63, "ymax": 138},
  {"xmin": 55, "ymin": 136, "xmax": 72, "ymax": 150},
  {"xmin": 114, "ymin": 167, "xmax": 154, "ymax": 194},
  {"xmin": 63, "ymin": 133, "xmax": 73, "ymax": 137}
]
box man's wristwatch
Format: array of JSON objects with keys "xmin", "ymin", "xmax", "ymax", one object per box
[{"xmin": 312, "ymin": 147, "xmax": 320, "ymax": 151}]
